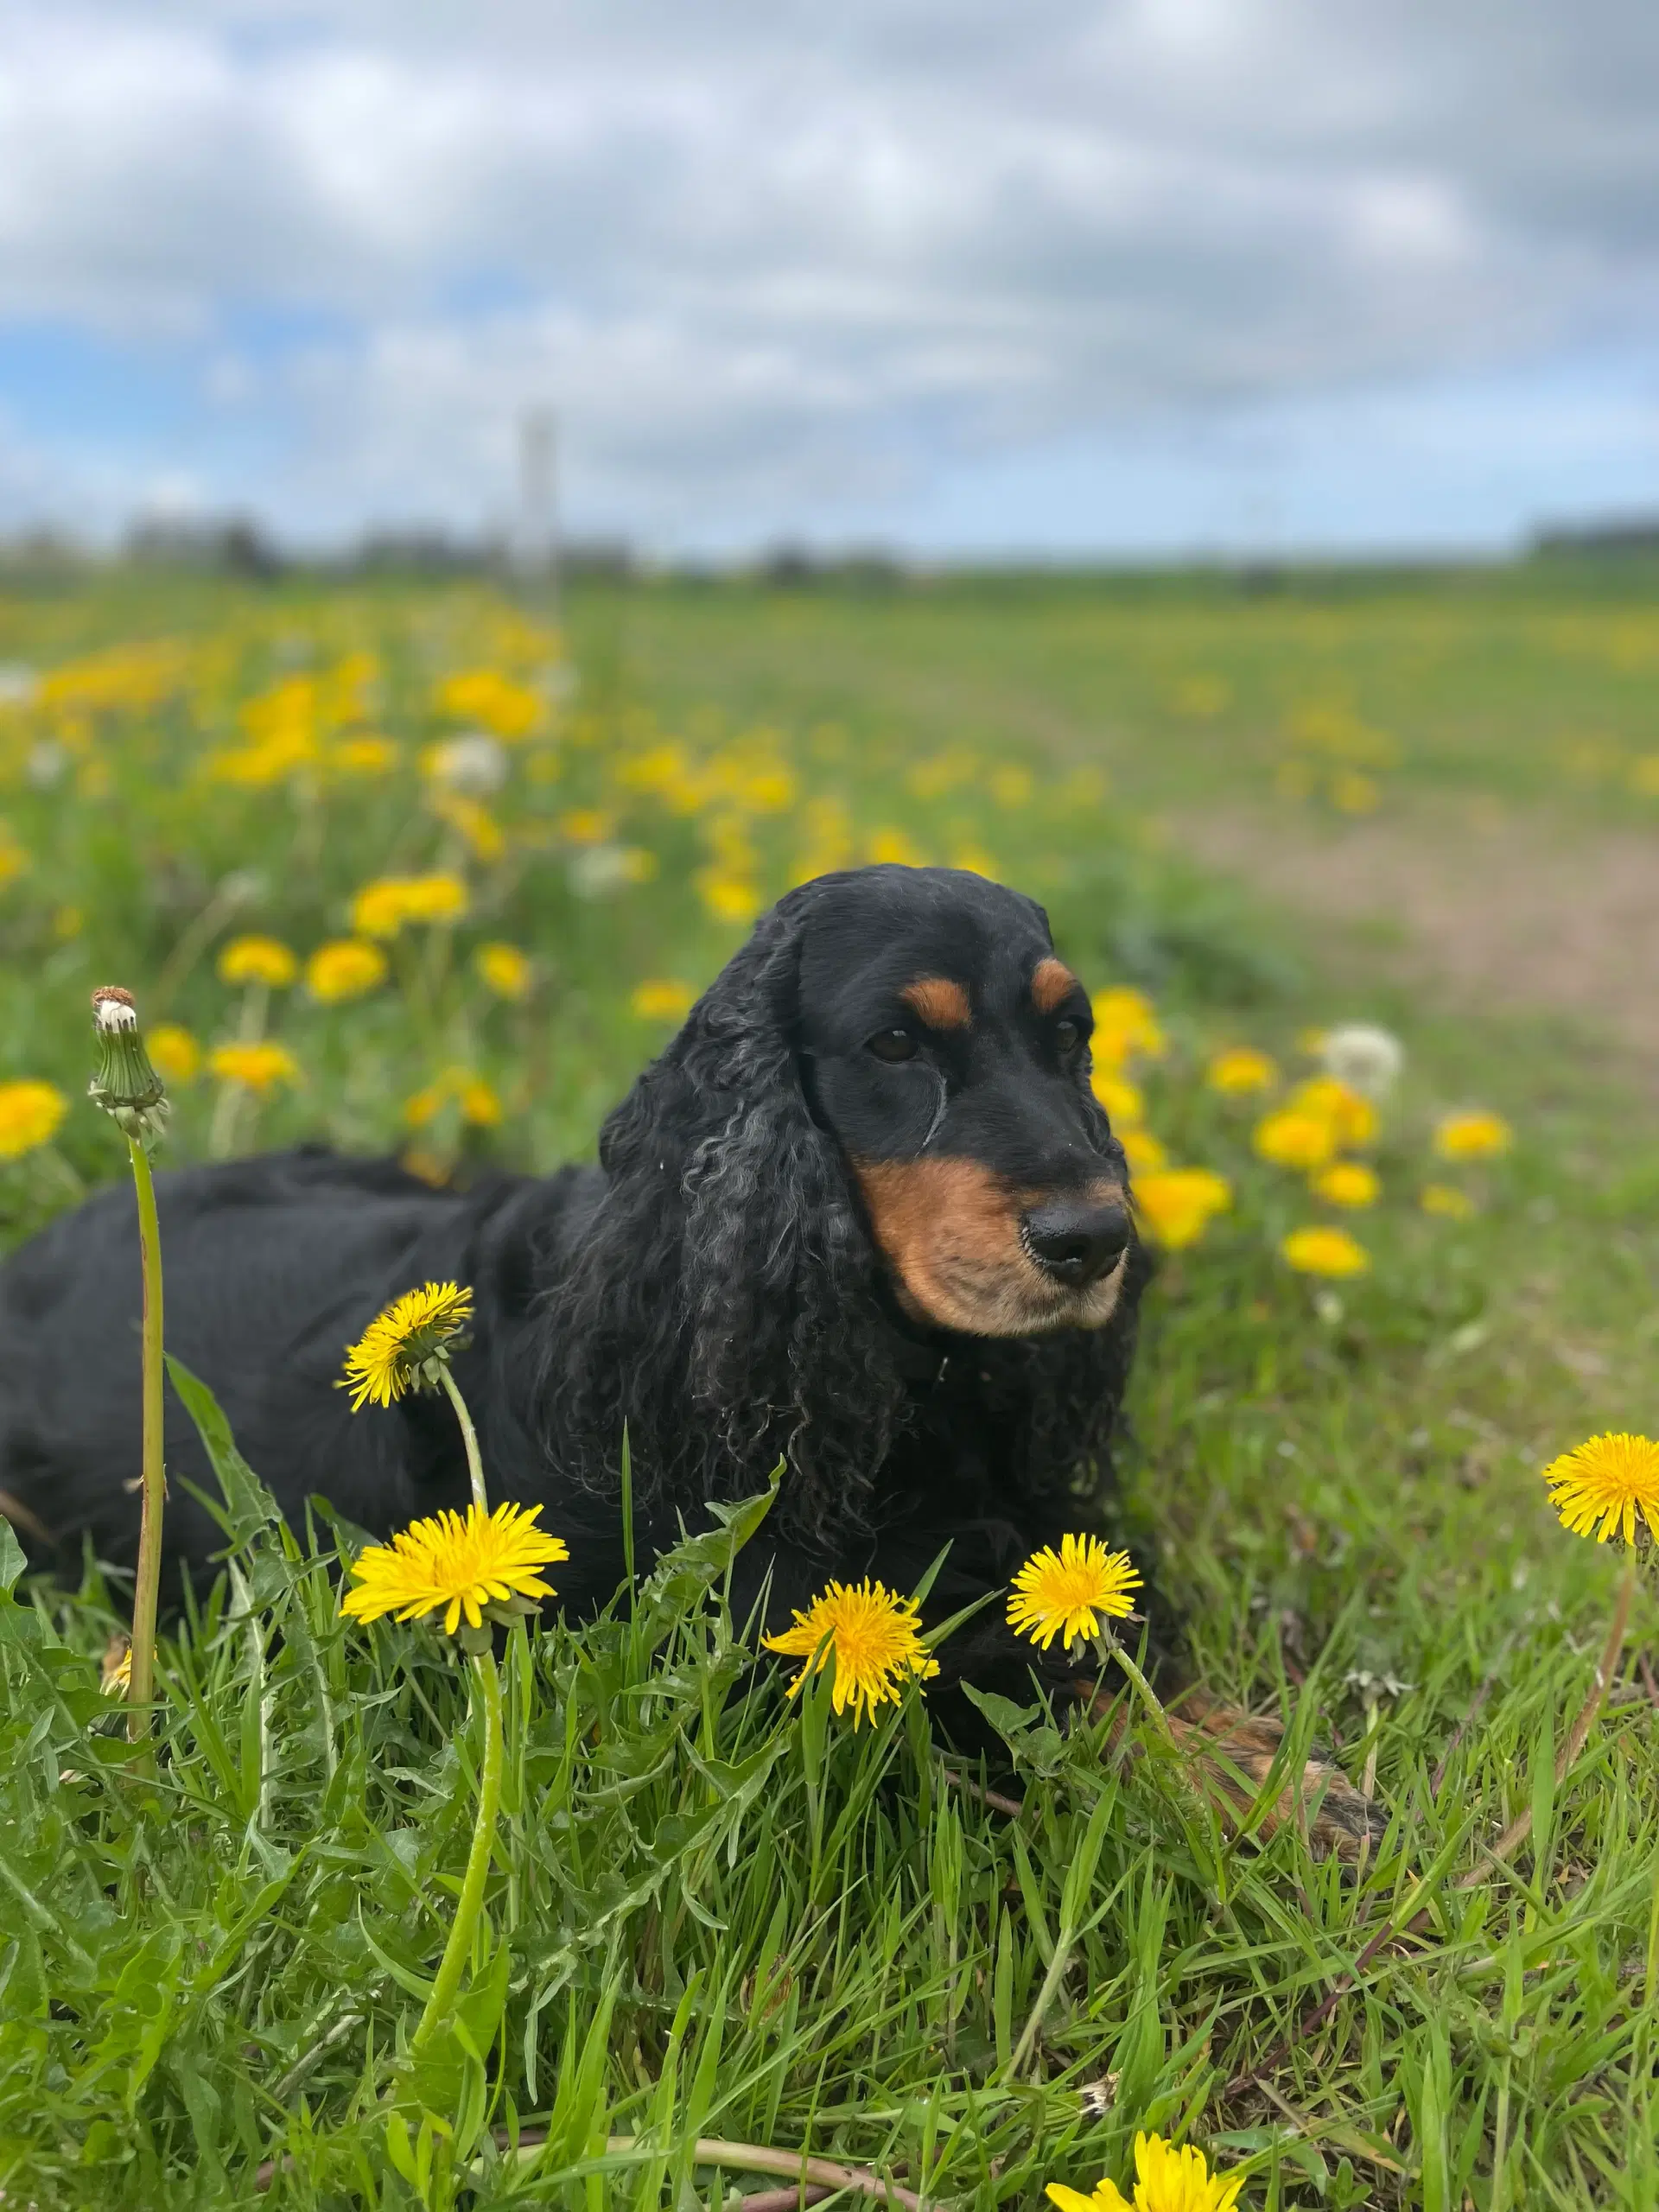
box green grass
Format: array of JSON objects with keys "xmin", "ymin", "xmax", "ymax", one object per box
[
  {"xmin": 571, "ymin": 563, "xmax": 1659, "ymax": 828},
  {"xmin": 1, "ymin": 567, "xmax": 1656, "ymax": 2209}
]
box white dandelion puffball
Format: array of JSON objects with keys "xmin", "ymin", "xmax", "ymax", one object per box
[{"xmin": 1320, "ymin": 1022, "xmax": 1404, "ymax": 1100}]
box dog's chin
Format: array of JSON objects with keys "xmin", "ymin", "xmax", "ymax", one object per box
[{"xmin": 891, "ymin": 1252, "xmax": 1127, "ymax": 1339}]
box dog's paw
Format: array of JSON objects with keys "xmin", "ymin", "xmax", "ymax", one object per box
[{"xmin": 1164, "ymin": 1690, "xmax": 1387, "ymax": 1864}]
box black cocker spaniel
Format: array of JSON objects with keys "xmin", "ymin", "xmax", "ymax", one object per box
[{"xmin": 0, "ymin": 864, "xmax": 1377, "ymax": 1852}]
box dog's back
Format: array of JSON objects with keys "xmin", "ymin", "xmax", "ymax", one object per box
[{"xmin": 0, "ymin": 1147, "xmax": 592, "ymax": 1579}]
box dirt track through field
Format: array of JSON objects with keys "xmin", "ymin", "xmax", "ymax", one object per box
[{"xmin": 1179, "ymin": 804, "xmax": 1659, "ymax": 1077}]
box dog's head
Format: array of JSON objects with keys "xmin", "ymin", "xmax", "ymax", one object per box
[
  {"xmin": 559, "ymin": 864, "xmax": 1143, "ymax": 1540},
  {"xmin": 793, "ymin": 868, "xmax": 1133, "ymax": 1337}
]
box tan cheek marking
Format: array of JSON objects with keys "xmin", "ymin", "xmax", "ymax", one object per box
[
  {"xmin": 854, "ymin": 1158, "xmax": 1017, "ymax": 1324},
  {"xmin": 1031, "ymin": 957, "xmax": 1078, "ymax": 1014},
  {"xmin": 900, "ymin": 976, "xmax": 972, "ymax": 1030}
]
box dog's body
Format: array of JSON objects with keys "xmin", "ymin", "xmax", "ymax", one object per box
[
  {"xmin": 0, "ymin": 865, "xmax": 1379, "ymax": 1845},
  {"xmin": 0, "ymin": 1144, "xmax": 1137, "ymax": 1707}
]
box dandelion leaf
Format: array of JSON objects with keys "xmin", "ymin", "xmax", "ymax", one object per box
[
  {"xmin": 0, "ymin": 1514, "xmax": 23, "ymax": 1595},
  {"xmin": 632, "ymin": 1463, "xmax": 782, "ymax": 1650},
  {"xmin": 166, "ymin": 1353, "xmax": 287, "ymax": 1550}
]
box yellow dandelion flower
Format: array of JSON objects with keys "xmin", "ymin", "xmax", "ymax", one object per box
[
  {"xmin": 100, "ymin": 1640, "xmax": 132, "ymax": 1697},
  {"xmin": 1312, "ymin": 1160, "xmax": 1380, "ymax": 1209},
  {"xmin": 328, "ymin": 734, "xmax": 400, "ymax": 779},
  {"xmin": 401, "ymin": 1067, "xmax": 502, "ymax": 1130},
  {"xmin": 558, "ymin": 807, "xmax": 614, "ymax": 845},
  {"xmin": 1433, "ymin": 1109, "xmax": 1513, "ymax": 1160},
  {"xmin": 403, "ymin": 1079, "xmax": 447, "ymax": 1129},
  {"xmin": 350, "ymin": 874, "xmax": 468, "ymax": 939},
  {"xmin": 696, "ymin": 869, "xmax": 764, "ymax": 925},
  {"xmin": 217, "ymin": 935, "xmax": 298, "ymax": 989},
  {"xmin": 1046, "ymin": 2131, "xmax": 1243, "ymax": 2212},
  {"xmin": 1420, "ymin": 1182, "xmax": 1475, "ymax": 1219},
  {"xmin": 988, "ymin": 764, "xmax": 1033, "ymax": 808},
  {"xmin": 1542, "ymin": 1433, "xmax": 1659, "ymax": 1546},
  {"xmin": 350, "ymin": 878, "xmax": 414, "ymax": 939},
  {"xmin": 1281, "ymin": 1224, "xmax": 1370, "ymax": 1278},
  {"xmin": 1132, "ymin": 1167, "xmax": 1232, "ymax": 1252},
  {"xmin": 475, "ymin": 942, "xmax": 533, "ymax": 1001},
  {"xmin": 340, "ymin": 1500, "xmax": 569, "ymax": 1636},
  {"xmin": 950, "ymin": 846, "xmax": 998, "ymax": 878},
  {"xmin": 340, "ymin": 1281, "xmax": 474, "ymax": 1411},
  {"xmin": 1331, "ymin": 770, "xmax": 1381, "ymax": 815},
  {"xmin": 739, "ymin": 766, "xmax": 796, "ymax": 813},
  {"xmin": 632, "ymin": 977, "xmax": 697, "ymax": 1022},
  {"xmin": 1206, "ymin": 1046, "xmax": 1278, "ymax": 1095},
  {"xmin": 306, "ymin": 939, "xmax": 388, "ymax": 1004},
  {"xmin": 1092, "ymin": 986, "xmax": 1166, "ymax": 1065},
  {"xmin": 868, "ymin": 828, "xmax": 928, "ymax": 868},
  {"xmin": 1119, "ymin": 1127, "xmax": 1169, "ymax": 1174},
  {"xmin": 207, "ymin": 1042, "xmax": 299, "ymax": 1095},
  {"xmin": 763, "ymin": 1580, "xmax": 939, "ymax": 1726},
  {"xmin": 1090, "ymin": 1069, "xmax": 1145, "ymax": 1124},
  {"xmin": 458, "ymin": 1077, "xmax": 502, "ymax": 1127},
  {"xmin": 1253, "ymin": 1109, "xmax": 1337, "ymax": 1172},
  {"xmin": 399, "ymin": 874, "xmax": 469, "ymax": 925},
  {"xmin": 432, "ymin": 667, "xmax": 543, "ymax": 741},
  {"xmin": 0, "ymin": 1079, "xmax": 69, "ymax": 1160},
  {"xmin": 1288, "ymin": 1075, "xmax": 1377, "ymax": 1148},
  {"xmin": 147, "ymin": 1024, "xmax": 201, "ymax": 1086},
  {"xmin": 618, "ymin": 742, "xmax": 694, "ymax": 798},
  {"xmin": 432, "ymin": 793, "xmax": 506, "ymax": 863},
  {"xmin": 1007, "ymin": 1533, "xmax": 1142, "ymax": 1652},
  {"xmin": 614, "ymin": 845, "xmax": 658, "ymax": 885}
]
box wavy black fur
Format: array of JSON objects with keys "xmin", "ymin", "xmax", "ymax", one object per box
[{"xmin": 0, "ymin": 867, "xmax": 1158, "ymax": 1713}]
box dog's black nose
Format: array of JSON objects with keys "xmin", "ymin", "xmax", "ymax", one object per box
[{"xmin": 1021, "ymin": 1198, "xmax": 1132, "ymax": 1287}]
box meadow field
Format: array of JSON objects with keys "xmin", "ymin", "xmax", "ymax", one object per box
[{"xmin": 0, "ymin": 563, "xmax": 1656, "ymax": 2209}]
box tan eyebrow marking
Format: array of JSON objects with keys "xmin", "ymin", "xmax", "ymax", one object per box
[
  {"xmin": 900, "ymin": 976, "xmax": 972, "ymax": 1030},
  {"xmin": 1031, "ymin": 957, "xmax": 1079, "ymax": 1014}
]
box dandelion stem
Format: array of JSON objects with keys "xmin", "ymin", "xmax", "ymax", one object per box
[
  {"xmin": 1095, "ymin": 1627, "xmax": 1179, "ymax": 1753},
  {"xmin": 438, "ymin": 1363, "xmax": 489, "ymax": 1513},
  {"xmin": 125, "ymin": 1132, "xmax": 166, "ymax": 1738},
  {"xmin": 410, "ymin": 1648, "xmax": 504, "ymax": 2054}
]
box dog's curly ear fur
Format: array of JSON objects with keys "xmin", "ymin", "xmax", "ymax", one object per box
[{"xmin": 537, "ymin": 882, "xmax": 906, "ymax": 1549}]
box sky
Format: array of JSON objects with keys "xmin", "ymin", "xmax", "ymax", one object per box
[{"xmin": 1, "ymin": 0, "xmax": 1657, "ymax": 559}]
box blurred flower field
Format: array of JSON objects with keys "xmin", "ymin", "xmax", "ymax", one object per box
[
  {"xmin": 1, "ymin": 573, "xmax": 1656, "ymax": 2209},
  {"xmin": 0, "ymin": 586, "xmax": 1513, "ymax": 1301}
]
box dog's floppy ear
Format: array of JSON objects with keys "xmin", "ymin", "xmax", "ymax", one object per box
[{"xmin": 541, "ymin": 882, "xmax": 905, "ymax": 1548}]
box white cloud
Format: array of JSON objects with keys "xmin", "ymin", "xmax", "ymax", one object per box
[{"xmin": 0, "ymin": 0, "xmax": 1656, "ymax": 541}]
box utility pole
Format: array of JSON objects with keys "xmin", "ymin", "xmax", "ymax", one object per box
[{"xmin": 516, "ymin": 406, "xmax": 558, "ymax": 613}]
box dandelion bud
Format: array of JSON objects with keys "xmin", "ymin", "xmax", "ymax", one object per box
[{"xmin": 88, "ymin": 986, "xmax": 169, "ymax": 1148}]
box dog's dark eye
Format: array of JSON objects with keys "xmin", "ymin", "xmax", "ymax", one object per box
[
  {"xmin": 1054, "ymin": 1018, "xmax": 1084, "ymax": 1058},
  {"xmin": 868, "ymin": 1027, "xmax": 918, "ymax": 1064}
]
